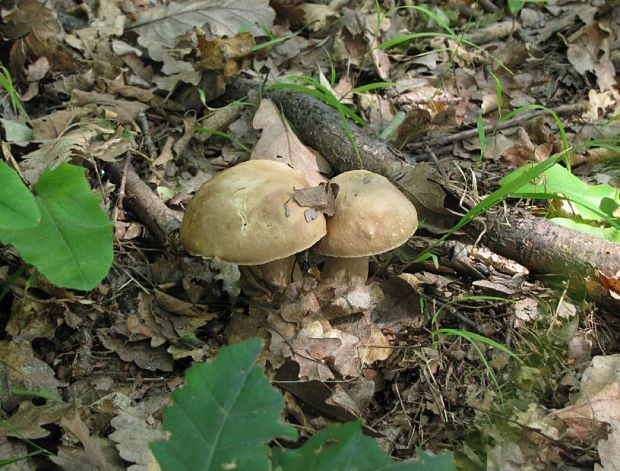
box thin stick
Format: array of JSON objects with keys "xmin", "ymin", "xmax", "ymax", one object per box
[{"xmin": 406, "ymin": 103, "xmax": 585, "ymax": 151}]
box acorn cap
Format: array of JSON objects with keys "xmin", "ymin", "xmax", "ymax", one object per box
[
  {"xmin": 180, "ymin": 160, "xmax": 327, "ymax": 265},
  {"xmin": 318, "ymin": 170, "xmax": 417, "ymax": 257}
]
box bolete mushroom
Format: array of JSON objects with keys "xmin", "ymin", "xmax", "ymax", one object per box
[
  {"xmin": 318, "ymin": 170, "xmax": 417, "ymax": 284},
  {"xmin": 180, "ymin": 160, "xmax": 327, "ymax": 289}
]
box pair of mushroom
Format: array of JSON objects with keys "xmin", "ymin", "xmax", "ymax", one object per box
[{"xmin": 180, "ymin": 160, "xmax": 418, "ymax": 289}]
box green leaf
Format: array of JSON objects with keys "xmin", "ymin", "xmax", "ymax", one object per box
[
  {"xmin": 500, "ymin": 163, "xmax": 620, "ymax": 225},
  {"xmin": 151, "ymin": 338, "xmax": 297, "ymax": 471},
  {"xmin": 273, "ymin": 420, "xmax": 455, "ymax": 471},
  {"xmin": 0, "ymin": 164, "xmax": 113, "ymax": 290},
  {"xmin": 508, "ymin": 0, "xmax": 525, "ymax": 14},
  {"xmin": 551, "ymin": 218, "xmax": 620, "ymax": 244},
  {"xmin": 0, "ymin": 161, "xmax": 40, "ymax": 230}
]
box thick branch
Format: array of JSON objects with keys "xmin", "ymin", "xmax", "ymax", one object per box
[
  {"xmin": 467, "ymin": 208, "xmax": 620, "ymax": 302},
  {"xmin": 226, "ymin": 79, "xmax": 411, "ymax": 179}
]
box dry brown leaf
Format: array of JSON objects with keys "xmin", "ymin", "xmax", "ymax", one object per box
[
  {"xmin": 20, "ymin": 128, "xmax": 98, "ymax": 183},
  {"xmin": 251, "ymin": 99, "xmax": 330, "ymax": 185},
  {"xmin": 0, "ymin": 339, "xmax": 62, "ymax": 410},
  {"xmin": 299, "ymin": 3, "xmax": 339, "ymax": 32},
  {"xmin": 566, "ymin": 21, "xmax": 616, "ymax": 92},
  {"xmin": 321, "ymin": 326, "xmax": 362, "ymax": 378},
  {"xmin": 358, "ymin": 94, "xmax": 395, "ymax": 134},
  {"xmin": 0, "ymin": 0, "xmax": 72, "ymax": 80},
  {"xmin": 552, "ymin": 355, "xmax": 620, "ymax": 441},
  {"xmin": 596, "ymin": 423, "xmax": 620, "ymax": 471},
  {"xmin": 98, "ymin": 330, "xmax": 174, "ymax": 372},
  {"xmin": 89, "ymin": 138, "xmax": 135, "ymax": 163},
  {"xmin": 372, "ymin": 277, "xmax": 424, "ymax": 329},
  {"xmin": 154, "ymin": 289, "xmax": 215, "ymax": 318},
  {"xmin": 71, "ymin": 90, "xmax": 149, "ymax": 122},
  {"xmin": 5, "ymin": 401, "xmax": 71, "ymax": 439},
  {"xmin": 356, "ymin": 322, "xmax": 391, "ymax": 364},
  {"xmin": 0, "ymin": 438, "xmax": 35, "ymax": 470},
  {"xmin": 197, "ymin": 32, "xmax": 255, "ymax": 76},
  {"xmin": 109, "ymin": 394, "xmax": 167, "ymax": 471},
  {"xmin": 6, "ymin": 295, "xmax": 57, "ymax": 341},
  {"xmin": 133, "ymin": 0, "xmax": 274, "ymax": 56},
  {"xmin": 51, "ymin": 412, "xmax": 125, "ymax": 471},
  {"xmin": 394, "ymin": 164, "xmax": 453, "ymax": 234},
  {"xmin": 584, "ymin": 89, "xmax": 619, "ymax": 121},
  {"xmin": 292, "ymin": 183, "xmax": 337, "ymax": 217}
]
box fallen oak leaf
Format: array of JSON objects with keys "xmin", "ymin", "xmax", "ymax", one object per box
[{"xmin": 51, "ymin": 412, "xmax": 125, "ymax": 471}]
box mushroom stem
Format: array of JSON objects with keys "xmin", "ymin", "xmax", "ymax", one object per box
[
  {"xmin": 242, "ymin": 255, "xmax": 301, "ymax": 289},
  {"xmin": 321, "ymin": 256, "xmax": 369, "ymax": 285}
]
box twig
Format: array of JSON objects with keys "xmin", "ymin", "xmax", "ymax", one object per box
[
  {"xmin": 110, "ymin": 157, "xmax": 130, "ymax": 226},
  {"xmin": 406, "ymin": 103, "xmax": 585, "ymax": 151},
  {"xmin": 107, "ymin": 162, "xmax": 181, "ymax": 246},
  {"xmin": 137, "ymin": 112, "xmax": 157, "ymax": 159}
]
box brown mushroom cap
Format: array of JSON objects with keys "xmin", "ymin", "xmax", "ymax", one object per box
[
  {"xmin": 318, "ymin": 170, "xmax": 417, "ymax": 257},
  {"xmin": 180, "ymin": 160, "xmax": 327, "ymax": 265}
]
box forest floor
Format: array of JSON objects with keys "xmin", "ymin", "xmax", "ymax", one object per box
[{"xmin": 1, "ymin": 0, "xmax": 620, "ymax": 469}]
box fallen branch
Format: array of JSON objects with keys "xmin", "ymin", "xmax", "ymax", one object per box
[
  {"xmin": 406, "ymin": 103, "xmax": 585, "ymax": 152},
  {"xmin": 224, "ymin": 78, "xmax": 620, "ymax": 309},
  {"xmin": 108, "ymin": 161, "xmax": 180, "ymax": 246}
]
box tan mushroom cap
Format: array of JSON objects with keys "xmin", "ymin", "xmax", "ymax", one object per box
[
  {"xmin": 180, "ymin": 160, "xmax": 327, "ymax": 265},
  {"xmin": 318, "ymin": 170, "xmax": 417, "ymax": 257}
]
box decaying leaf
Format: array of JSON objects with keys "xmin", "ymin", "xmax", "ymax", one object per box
[
  {"xmin": 0, "ymin": 339, "xmax": 63, "ymax": 410},
  {"xmin": 98, "ymin": 330, "xmax": 174, "ymax": 372},
  {"xmin": 133, "ymin": 0, "xmax": 274, "ymax": 56},
  {"xmin": 299, "ymin": 3, "xmax": 339, "ymax": 32},
  {"xmin": 5, "ymin": 401, "xmax": 71, "ymax": 439},
  {"xmin": 566, "ymin": 20, "xmax": 616, "ymax": 92},
  {"xmin": 393, "ymin": 164, "xmax": 453, "ymax": 233},
  {"xmin": 251, "ymin": 99, "xmax": 331, "ymax": 186},
  {"xmin": 0, "ymin": 0, "xmax": 72, "ymax": 81},
  {"xmin": 51, "ymin": 412, "xmax": 125, "ymax": 470},
  {"xmin": 596, "ymin": 422, "xmax": 620, "ymax": 471},
  {"xmin": 20, "ymin": 129, "xmax": 97, "ymax": 184},
  {"xmin": 292, "ymin": 183, "xmax": 338, "ymax": 217},
  {"xmin": 109, "ymin": 394, "xmax": 168, "ymax": 471},
  {"xmin": 552, "ymin": 354, "xmax": 620, "ymax": 438},
  {"xmin": 197, "ymin": 32, "xmax": 255, "ymax": 76}
]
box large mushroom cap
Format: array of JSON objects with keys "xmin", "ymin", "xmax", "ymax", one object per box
[
  {"xmin": 180, "ymin": 160, "xmax": 327, "ymax": 265},
  {"xmin": 318, "ymin": 170, "xmax": 417, "ymax": 257}
]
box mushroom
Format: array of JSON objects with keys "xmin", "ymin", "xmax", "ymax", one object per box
[
  {"xmin": 180, "ymin": 160, "xmax": 327, "ymax": 289},
  {"xmin": 318, "ymin": 170, "xmax": 417, "ymax": 284}
]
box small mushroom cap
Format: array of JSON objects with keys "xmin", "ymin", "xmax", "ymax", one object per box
[
  {"xmin": 318, "ymin": 170, "xmax": 417, "ymax": 257},
  {"xmin": 180, "ymin": 160, "xmax": 327, "ymax": 265}
]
